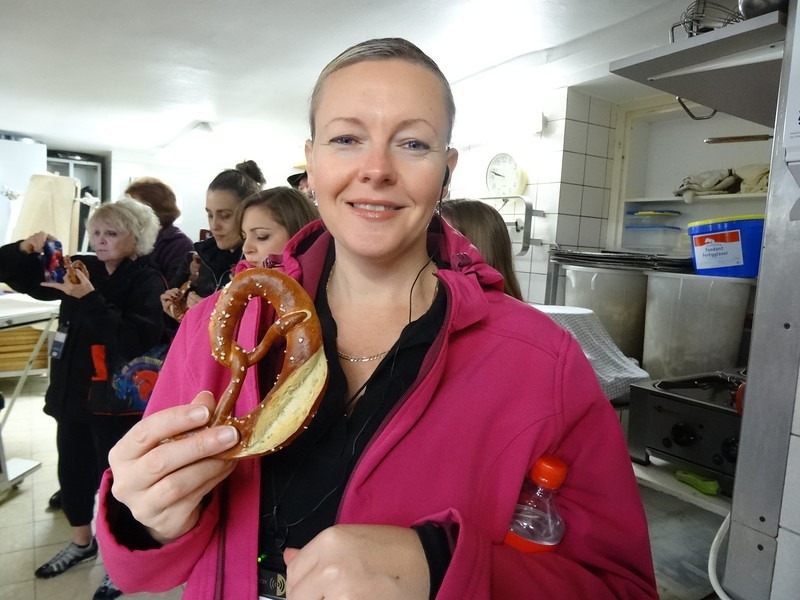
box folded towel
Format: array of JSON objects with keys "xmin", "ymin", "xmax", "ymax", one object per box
[
  {"xmin": 735, "ymin": 164, "xmax": 770, "ymax": 193},
  {"xmin": 674, "ymin": 169, "xmax": 741, "ymax": 197}
]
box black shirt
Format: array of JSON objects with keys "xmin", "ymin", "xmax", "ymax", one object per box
[{"xmin": 258, "ymin": 252, "xmax": 447, "ymax": 570}]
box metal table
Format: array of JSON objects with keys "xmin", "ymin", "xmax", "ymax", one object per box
[{"xmin": 0, "ymin": 293, "xmax": 59, "ymax": 502}]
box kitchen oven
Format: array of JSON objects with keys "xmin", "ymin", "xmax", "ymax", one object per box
[{"xmin": 628, "ymin": 371, "xmax": 745, "ymax": 496}]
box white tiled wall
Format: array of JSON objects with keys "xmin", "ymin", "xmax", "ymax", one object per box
[
  {"xmin": 448, "ymin": 87, "xmax": 618, "ymax": 305},
  {"xmin": 555, "ymin": 89, "xmax": 617, "ymax": 253}
]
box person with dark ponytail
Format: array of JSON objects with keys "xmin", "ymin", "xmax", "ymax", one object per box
[{"xmin": 160, "ymin": 160, "xmax": 265, "ymax": 323}]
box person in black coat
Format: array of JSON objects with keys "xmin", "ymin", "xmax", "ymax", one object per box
[
  {"xmin": 160, "ymin": 160, "xmax": 265, "ymax": 323},
  {"xmin": 0, "ymin": 198, "xmax": 164, "ymax": 597}
]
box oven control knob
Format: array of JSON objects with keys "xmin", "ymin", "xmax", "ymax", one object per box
[
  {"xmin": 670, "ymin": 422, "xmax": 697, "ymax": 447},
  {"xmin": 721, "ymin": 436, "xmax": 739, "ymax": 463}
]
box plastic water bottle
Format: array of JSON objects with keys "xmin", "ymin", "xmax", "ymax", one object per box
[{"xmin": 504, "ymin": 455, "xmax": 568, "ymax": 552}]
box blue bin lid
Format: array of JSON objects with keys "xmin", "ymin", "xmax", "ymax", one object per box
[{"xmin": 687, "ymin": 214, "xmax": 764, "ymax": 229}]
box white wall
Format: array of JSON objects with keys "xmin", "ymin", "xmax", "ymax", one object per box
[
  {"xmin": 109, "ymin": 150, "xmax": 225, "ymax": 242},
  {"xmin": 109, "ymin": 141, "xmax": 308, "ymax": 244},
  {"xmin": 0, "ymin": 139, "xmax": 47, "ymax": 243},
  {"xmin": 448, "ymin": 85, "xmax": 617, "ymax": 304}
]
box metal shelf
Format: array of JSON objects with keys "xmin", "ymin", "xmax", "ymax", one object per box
[
  {"xmin": 625, "ymin": 192, "xmax": 768, "ymax": 204},
  {"xmin": 610, "ymin": 11, "xmax": 786, "ymax": 127},
  {"xmin": 633, "ymin": 456, "xmax": 731, "ymax": 518}
]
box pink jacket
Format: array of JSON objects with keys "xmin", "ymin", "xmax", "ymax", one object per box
[{"xmin": 97, "ymin": 220, "xmax": 657, "ymax": 599}]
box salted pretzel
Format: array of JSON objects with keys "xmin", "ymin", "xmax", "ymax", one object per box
[
  {"xmin": 207, "ymin": 267, "xmax": 327, "ymax": 458},
  {"xmin": 64, "ymin": 256, "xmax": 89, "ymax": 284},
  {"xmin": 166, "ymin": 280, "xmax": 192, "ymax": 322},
  {"xmin": 166, "ymin": 254, "xmax": 201, "ymax": 322}
]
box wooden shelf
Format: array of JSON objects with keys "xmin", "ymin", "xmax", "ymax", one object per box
[{"xmin": 0, "ymin": 327, "xmax": 49, "ymax": 372}]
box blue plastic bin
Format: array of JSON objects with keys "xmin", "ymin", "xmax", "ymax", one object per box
[{"xmin": 687, "ymin": 215, "xmax": 764, "ymax": 278}]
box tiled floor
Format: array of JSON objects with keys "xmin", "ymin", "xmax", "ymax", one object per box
[
  {"xmin": 0, "ymin": 376, "xmax": 181, "ymax": 600},
  {"xmin": 1, "ymin": 375, "xmax": 726, "ymax": 600}
]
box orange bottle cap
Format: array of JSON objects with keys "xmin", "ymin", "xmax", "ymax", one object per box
[{"xmin": 529, "ymin": 455, "xmax": 567, "ymax": 490}]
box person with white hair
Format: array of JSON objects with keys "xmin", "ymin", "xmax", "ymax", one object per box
[{"xmin": 0, "ymin": 198, "xmax": 165, "ymax": 600}]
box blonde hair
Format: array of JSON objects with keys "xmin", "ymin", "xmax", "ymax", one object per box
[
  {"xmin": 87, "ymin": 198, "xmax": 160, "ymax": 256},
  {"xmin": 309, "ymin": 38, "xmax": 455, "ymax": 143}
]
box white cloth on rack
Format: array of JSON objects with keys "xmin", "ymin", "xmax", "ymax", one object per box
[
  {"xmin": 537, "ymin": 305, "xmax": 650, "ymax": 401},
  {"xmin": 734, "ymin": 163, "xmax": 770, "ymax": 193},
  {"xmin": 11, "ymin": 174, "xmax": 81, "ymax": 253},
  {"xmin": 673, "ymin": 169, "xmax": 741, "ymax": 197}
]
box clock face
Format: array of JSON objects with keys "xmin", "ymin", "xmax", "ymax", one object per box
[{"xmin": 486, "ymin": 153, "xmax": 527, "ymax": 196}]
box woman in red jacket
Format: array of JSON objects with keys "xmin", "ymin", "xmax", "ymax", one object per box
[{"xmin": 97, "ymin": 38, "xmax": 658, "ymax": 600}]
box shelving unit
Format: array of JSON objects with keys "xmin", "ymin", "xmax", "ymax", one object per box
[
  {"xmin": 625, "ymin": 192, "xmax": 767, "ymax": 204},
  {"xmin": 46, "ymin": 154, "xmax": 102, "ymax": 199},
  {"xmin": 607, "ymin": 98, "xmax": 773, "ymax": 253},
  {"xmin": 633, "ymin": 456, "xmax": 731, "ymax": 518},
  {"xmin": 46, "ymin": 151, "xmax": 106, "ymax": 251},
  {"xmin": 609, "ymin": 10, "xmax": 786, "ymax": 128}
]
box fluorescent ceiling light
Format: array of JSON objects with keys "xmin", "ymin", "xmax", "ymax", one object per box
[{"xmin": 648, "ymin": 41, "xmax": 784, "ymax": 81}]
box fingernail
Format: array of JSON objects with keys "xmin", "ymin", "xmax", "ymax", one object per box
[
  {"xmin": 217, "ymin": 426, "xmax": 238, "ymax": 444},
  {"xmin": 188, "ymin": 406, "xmax": 209, "ymax": 422}
]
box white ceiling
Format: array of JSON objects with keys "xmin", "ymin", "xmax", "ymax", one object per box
[{"xmin": 0, "ymin": 0, "xmax": 697, "ymax": 171}]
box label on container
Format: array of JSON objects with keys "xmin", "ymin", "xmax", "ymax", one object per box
[{"xmin": 692, "ymin": 229, "xmax": 744, "ymax": 269}]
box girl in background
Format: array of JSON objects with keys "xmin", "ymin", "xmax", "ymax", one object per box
[
  {"xmin": 161, "ymin": 160, "xmax": 265, "ymax": 321},
  {"xmin": 237, "ymin": 186, "xmax": 320, "ymax": 268},
  {"xmin": 439, "ymin": 198, "xmax": 524, "ymax": 301}
]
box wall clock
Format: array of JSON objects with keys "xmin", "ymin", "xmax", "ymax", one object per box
[{"xmin": 485, "ymin": 153, "xmax": 528, "ymax": 196}]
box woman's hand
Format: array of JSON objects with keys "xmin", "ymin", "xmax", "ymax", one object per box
[
  {"xmin": 107, "ymin": 391, "xmax": 239, "ymax": 544},
  {"xmin": 185, "ymin": 291, "xmax": 202, "ymax": 309},
  {"xmin": 20, "ymin": 231, "xmax": 51, "ymax": 254},
  {"xmin": 283, "ymin": 524, "xmax": 430, "ymax": 600},
  {"xmin": 160, "ymin": 288, "xmax": 181, "ymax": 312},
  {"xmin": 187, "ymin": 253, "xmax": 202, "ymax": 284},
  {"xmin": 40, "ymin": 262, "xmax": 94, "ymax": 298}
]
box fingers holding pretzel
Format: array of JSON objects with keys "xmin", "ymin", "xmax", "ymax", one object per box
[
  {"xmin": 41, "ymin": 256, "xmax": 94, "ymax": 298},
  {"xmin": 65, "ymin": 256, "xmax": 90, "ymax": 284},
  {"xmin": 164, "ymin": 281, "xmax": 192, "ymax": 322}
]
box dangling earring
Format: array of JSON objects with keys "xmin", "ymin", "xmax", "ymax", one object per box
[{"xmin": 308, "ymin": 189, "xmax": 317, "ymax": 206}]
